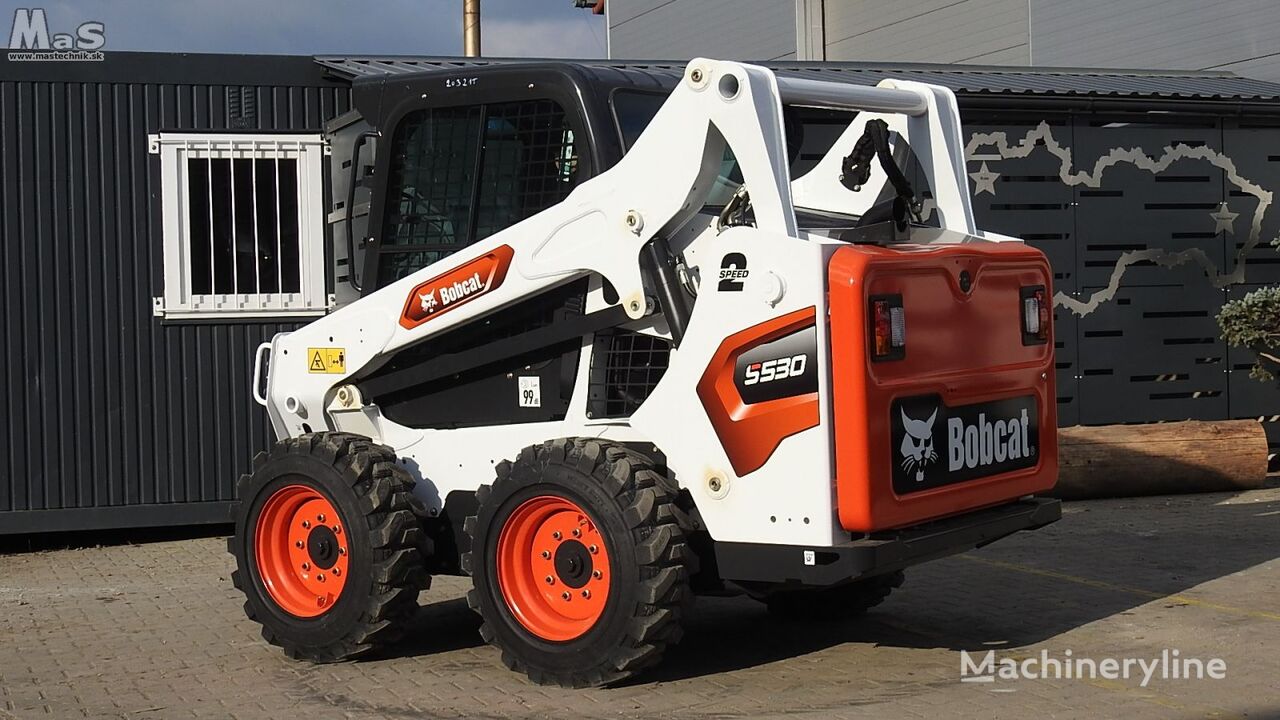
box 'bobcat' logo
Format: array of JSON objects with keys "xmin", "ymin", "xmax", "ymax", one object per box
[{"xmin": 899, "ymin": 407, "xmax": 938, "ymax": 482}]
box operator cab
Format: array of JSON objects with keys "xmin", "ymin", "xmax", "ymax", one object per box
[{"xmin": 329, "ymin": 62, "xmax": 934, "ymax": 301}]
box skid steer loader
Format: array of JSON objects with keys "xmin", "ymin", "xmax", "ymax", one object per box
[{"xmin": 228, "ymin": 58, "xmax": 1061, "ymax": 687}]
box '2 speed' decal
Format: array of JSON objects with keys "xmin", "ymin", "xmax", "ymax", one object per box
[{"xmin": 718, "ymin": 252, "xmax": 748, "ymax": 292}]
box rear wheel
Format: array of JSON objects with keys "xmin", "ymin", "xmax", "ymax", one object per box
[
  {"xmin": 464, "ymin": 438, "xmax": 693, "ymax": 687},
  {"xmin": 763, "ymin": 571, "xmax": 904, "ymax": 620},
  {"xmin": 229, "ymin": 433, "xmax": 431, "ymax": 662}
]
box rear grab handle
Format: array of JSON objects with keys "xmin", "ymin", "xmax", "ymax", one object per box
[{"xmin": 252, "ymin": 342, "xmax": 272, "ymax": 407}]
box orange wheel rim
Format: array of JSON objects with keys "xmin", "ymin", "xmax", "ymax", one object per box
[
  {"xmin": 254, "ymin": 484, "xmax": 349, "ymax": 618},
  {"xmin": 496, "ymin": 495, "xmax": 612, "ymax": 641}
]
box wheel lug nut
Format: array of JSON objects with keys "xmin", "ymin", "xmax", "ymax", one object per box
[
  {"xmin": 332, "ymin": 568, "xmax": 341, "ymax": 577},
  {"xmin": 541, "ymin": 550, "xmax": 551, "ymax": 559},
  {"xmin": 561, "ymin": 591, "xmax": 571, "ymax": 601},
  {"xmin": 338, "ymin": 547, "xmax": 346, "ymax": 556},
  {"xmin": 317, "ymin": 573, "xmax": 325, "ymax": 582},
  {"xmin": 588, "ymin": 544, "xmax": 598, "ymax": 554},
  {"xmin": 545, "ymin": 575, "xmax": 555, "ymax": 585},
  {"xmin": 592, "ymin": 570, "xmax": 602, "ymax": 579},
  {"xmin": 572, "ymin": 528, "xmax": 581, "ymax": 538},
  {"xmin": 318, "ymin": 514, "xmax": 326, "ymax": 523},
  {"xmin": 552, "ymin": 531, "xmax": 561, "ymax": 540},
  {"xmin": 302, "ymin": 562, "xmax": 310, "ymax": 570},
  {"xmin": 302, "ymin": 520, "xmax": 311, "ymax": 529},
  {"xmin": 582, "ymin": 590, "xmax": 591, "ymax": 599},
  {"xmin": 334, "ymin": 525, "xmax": 341, "ymax": 535},
  {"xmin": 295, "ymin": 540, "xmax": 304, "ymax": 549}
]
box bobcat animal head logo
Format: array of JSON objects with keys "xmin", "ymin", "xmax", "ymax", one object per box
[
  {"xmin": 899, "ymin": 407, "xmax": 938, "ymax": 482},
  {"xmin": 419, "ymin": 289, "xmax": 438, "ymax": 313}
]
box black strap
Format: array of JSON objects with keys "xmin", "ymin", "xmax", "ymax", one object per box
[{"xmin": 839, "ymin": 119, "xmax": 921, "ymax": 226}]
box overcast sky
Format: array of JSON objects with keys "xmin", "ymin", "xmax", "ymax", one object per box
[{"xmin": 0, "ymin": 1, "xmax": 607, "ymax": 57}]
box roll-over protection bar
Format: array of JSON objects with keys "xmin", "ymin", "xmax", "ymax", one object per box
[{"xmin": 775, "ymin": 75, "xmax": 929, "ymax": 116}]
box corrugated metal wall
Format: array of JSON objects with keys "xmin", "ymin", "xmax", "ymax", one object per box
[
  {"xmin": 1029, "ymin": 0, "xmax": 1280, "ymax": 82},
  {"xmin": 823, "ymin": 0, "xmax": 1030, "ymax": 65},
  {"xmin": 0, "ymin": 53, "xmax": 351, "ymax": 533},
  {"xmin": 607, "ymin": 0, "xmax": 798, "ymax": 61},
  {"xmin": 610, "ymin": 1, "xmax": 1280, "ymax": 82}
]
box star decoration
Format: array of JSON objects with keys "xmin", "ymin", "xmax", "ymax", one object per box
[
  {"xmin": 969, "ymin": 161, "xmax": 999, "ymax": 196},
  {"xmin": 1209, "ymin": 202, "xmax": 1238, "ymax": 235}
]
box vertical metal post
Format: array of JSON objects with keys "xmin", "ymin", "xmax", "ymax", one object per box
[{"xmin": 463, "ymin": 0, "xmax": 481, "ymax": 57}]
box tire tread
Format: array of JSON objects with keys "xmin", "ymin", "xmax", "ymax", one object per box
[
  {"xmin": 466, "ymin": 437, "xmax": 692, "ymax": 687},
  {"xmin": 230, "ymin": 432, "xmax": 431, "ymax": 663}
]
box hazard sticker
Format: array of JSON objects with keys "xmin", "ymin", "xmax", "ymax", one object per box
[{"xmin": 307, "ymin": 348, "xmax": 346, "ymax": 374}]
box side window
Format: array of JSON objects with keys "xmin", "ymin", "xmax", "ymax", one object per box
[
  {"xmin": 376, "ymin": 99, "xmax": 581, "ymax": 288},
  {"xmin": 473, "ymin": 100, "xmax": 580, "ymax": 241},
  {"xmin": 378, "ymin": 106, "xmax": 484, "ymax": 286},
  {"xmin": 152, "ymin": 133, "xmax": 328, "ymax": 319},
  {"xmin": 610, "ymin": 89, "xmax": 741, "ymax": 206}
]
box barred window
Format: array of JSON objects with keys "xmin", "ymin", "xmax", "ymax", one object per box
[
  {"xmin": 153, "ymin": 133, "xmax": 328, "ymax": 319},
  {"xmin": 376, "ymin": 99, "xmax": 581, "ymax": 287}
]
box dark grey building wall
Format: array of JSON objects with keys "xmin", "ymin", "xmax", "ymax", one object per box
[
  {"xmin": 608, "ymin": 0, "xmax": 797, "ymax": 60},
  {"xmin": 0, "ymin": 53, "xmax": 351, "ymax": 533},
  {"xmin": 960, "ymin": 110, "xmax": 1280, "ymax": 426}
]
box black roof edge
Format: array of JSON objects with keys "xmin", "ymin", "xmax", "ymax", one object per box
[
  {"xmin": 313, "ymin": 54, "xmax": 1280, "ymax": 104},
  {"xmin": 318, "ymin": 54, "xmax": 1252, "ymax": 79},
  {"xmin": 4, "ymin": 50, "xmax": 1276, "ymax": 106},
  {"xmin": 0, "ymin": 50, "xmax": 340, "ymax": 85}
]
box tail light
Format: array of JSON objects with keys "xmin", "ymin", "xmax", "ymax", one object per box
[
  {"xmin": 870, "ymin": 295, "xmax": 906, "ymax": 361},
  {"xmin": 1021, "ymin": 286, "xmax": 1049, "ymax": 345}
]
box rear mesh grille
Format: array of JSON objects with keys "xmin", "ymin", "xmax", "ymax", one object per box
[{"xmin": 589, "ymin": 331, "xmax": 671, "ymax": 418}]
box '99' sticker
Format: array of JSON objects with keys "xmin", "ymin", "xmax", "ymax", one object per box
[{"xmin": 518, "ymin": 376, "xmax": 541, "ymax": 408}]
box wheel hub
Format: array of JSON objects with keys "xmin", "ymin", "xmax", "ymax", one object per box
[
  {"xmin": 496, "ymin": 495, "xmax": 612, "ymax": 641},
  {"xmin": 553, "ymin": 540, "xmax": 593, "ymax": 589},
  {"xmin": 254, "ymin": 484, "xmax": 349, "ymax": 618},
  {"xmin": 307, "ymin": 526, "xmax": 340, "ymax": 570}
]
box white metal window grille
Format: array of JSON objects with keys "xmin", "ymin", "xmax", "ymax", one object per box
[{"xmin": 151, "ymin": 133, "xmax": 330, "ymax": 319}]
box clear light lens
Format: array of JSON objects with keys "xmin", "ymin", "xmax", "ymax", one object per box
[{"xmin": 1023, "ymin": 296, "xmax": 1041, "ymax": 335}]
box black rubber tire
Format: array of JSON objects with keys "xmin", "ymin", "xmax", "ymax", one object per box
[
  {"xmin": 462, "ymin": 438, "xmax": 693, "ymax": 688},
  {"xmin": 228, "ymin": 432, "xmax": 432, "ymax": 662},
  {"xmin": 764, "ymin": 571, "xmax": 904, "ymax": 620}
]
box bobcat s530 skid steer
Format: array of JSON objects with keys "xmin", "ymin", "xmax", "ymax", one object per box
[{"xmin": 228, "ymin": 58, "xmax": 1061, "ymax": 687}]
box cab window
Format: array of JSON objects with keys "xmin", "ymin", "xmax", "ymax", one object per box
[{"xmin": 375, "ymin": 99, "xmax": 581, "ymax": 288}]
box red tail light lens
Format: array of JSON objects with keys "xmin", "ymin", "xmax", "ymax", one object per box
[
  {"xmin": 870, "ymin": 295, "xmax": 906, "ymax": 361},
  {"xmin": 1021, "ymin": 286, "xmax": 1049, "ymax": 345}
]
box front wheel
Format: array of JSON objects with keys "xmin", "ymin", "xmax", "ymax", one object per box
[
  {"xmin": 464, "ymin": 439, "xmax": 694, "ymax": 687},
  {"xmin": 228, "ymin": 433, "xmax": 431, "ymax": 662}
]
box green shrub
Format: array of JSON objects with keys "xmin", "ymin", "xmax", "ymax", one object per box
[{"xmin": 1217, "ymin": 285, "xmax": 1280, "ymax": 381}]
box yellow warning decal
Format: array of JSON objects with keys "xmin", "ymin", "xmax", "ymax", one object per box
[{"xmin": 307, "ymin": 347, "xmax": 346, "ymax": 374}]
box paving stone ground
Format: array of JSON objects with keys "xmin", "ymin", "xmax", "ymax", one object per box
[{"xmin": 2, "ymin": 487, "xmax": 1278, "ymax": 719}]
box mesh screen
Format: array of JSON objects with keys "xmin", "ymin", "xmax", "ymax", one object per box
[
  {"xmin": 377, "ymin": 100, "xmax": 580, "ymax": 286},
  {"xmin": 590, "ymin": 331, "xmax": 672, "ymax": 418}
]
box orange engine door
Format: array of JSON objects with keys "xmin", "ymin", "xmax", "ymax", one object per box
[{"xmin": 828, "ymin": 242, "xmax": 1058, "ymax": 532}]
